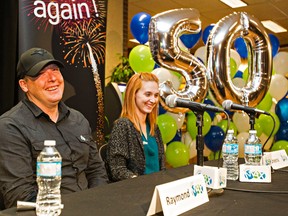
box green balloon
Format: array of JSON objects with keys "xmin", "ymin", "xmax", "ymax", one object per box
[
  {"xmin": 166, "ymin": 141, "xmax": 189, "ymax": 167},
  {"xmin": 157, "ymin": 114, "xmax": 177, "ymax": 144},
  {"xmin": 217, "ymin": 120, "xmax": 238, "ymax": 135},
  {"xmin": 186, "ymin": 111, "xmax": 211, "ymax": 139},
  {"xmin": 271, "ymin": 140, "xmax": 288, "ymax": 155},
  {"xmin": 257, "ymin": 93, "xmax": 272, "ymax": 112},
  {"xmin": 256, "ymin": 112, "xmax": 280, "ymax": 136},
  {"xmin": 230, "ymin": 58, "xmax": 237, "ymax": 78},
  {"xmin": 254, "ymin": 122, "xmax": 263, "ymax": 137},
  {"xmin": 243, "ymin": 67, "xmax": 249, "ymax": 82},
  {"xmin": 128, "ymin": 45, "xmax": 155, "ymax": 73},
  {"xmin": 208, "ymin": 150, "xmax": 221, "ymax": 160}
]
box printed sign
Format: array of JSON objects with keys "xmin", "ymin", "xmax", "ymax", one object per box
[{"xmin": 147, "ymin": 174, "xmax": 209, "ymax": 216}]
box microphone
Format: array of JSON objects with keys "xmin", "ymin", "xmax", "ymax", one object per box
[
  {"xmin": 222, "ymin": 100, "xmax": 270, "ymax": 115},
  {"xmin": 165, "ymin": 94, "xmax": 224, "ymax": 112}
]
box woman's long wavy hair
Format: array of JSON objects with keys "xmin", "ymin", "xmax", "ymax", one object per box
[{"xmin": 121, "ymin": 72, "xmax": 159, "ymax": 136}]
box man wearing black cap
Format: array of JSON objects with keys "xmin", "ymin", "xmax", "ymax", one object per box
[{"xmin": 0, "ymin": 47, "xmax": 108, "ymax": 209}]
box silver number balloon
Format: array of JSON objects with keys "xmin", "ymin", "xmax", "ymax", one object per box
[
  {"xmin": 149, "ymin": 8, "xmax": 208, "ymax": 107},
  {"xmin": 207, "ymin": 12, "xmax": 272, "ymax": 106}
]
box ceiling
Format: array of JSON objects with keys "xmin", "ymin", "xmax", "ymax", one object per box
[{"xmin": 128, "ymin": 0, "xmax": 288, "ymax": 52}]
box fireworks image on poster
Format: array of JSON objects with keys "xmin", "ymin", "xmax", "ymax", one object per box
[{"xmin": 60, "ymin": 20, "xmax": 105, "ymax": 68}]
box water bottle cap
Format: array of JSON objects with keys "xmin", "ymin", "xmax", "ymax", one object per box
[
  {"xmin": 249, "ymin": 130, "xmax": 257, "ymax": 134},
  {"xmin": 44, "ymin": 140, "xmax": 56, "ymax": 146},
  {"xmin": 227, "ymin": 129, "xmax": 234, "ymax": 133}
]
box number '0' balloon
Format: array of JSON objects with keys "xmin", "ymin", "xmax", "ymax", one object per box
[{"xmin": 207, "ymin": 12, "xmax": 272, "ymax": 106}]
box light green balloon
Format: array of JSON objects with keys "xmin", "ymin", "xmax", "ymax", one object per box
[
  {"xmin": 166, "ymin": 141, "xmax": 189, "ymax": 167},
  {"xmin": 254, "ymin": 122, "xmax": 263, "ymax": 137},
  {"xmin": 217, "ymin": 120, "xmax": 238, "ymax": 135},
  {"xmin": 256, "ymin": 112, "xmax": 280, "ymax": 136},
  {"xmin": 271, "ymin": 140, "xmax": 288, "ymax": 155},
  {"xmin": 128, "ymin": 45, "xmax": 155, "ymax": 73},
  {"xmin": 186, "ymin": 111, "xmax": 211, "ymax": 139},
  {"xmin": 243, "ymin": 67, "xmax": 249, "ymax": 82},
  {"xmin": 157, "ymin": 114, "xmax": 177, "ymax": 144},
  {"xmin": 208, "ymin": 150, "xmax": 221, "ymax": 160},
  {"xmin": 230, "ymin": 58, "xmax": 237, "ymax": 78},
  {"xmin": 257, "ymin": 93, "xmax": 272, "ymax": 112}
]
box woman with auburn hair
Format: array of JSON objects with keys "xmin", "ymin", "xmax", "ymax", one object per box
[{"xmin": 106, "ymin": 72, "xmax": 165, "ymax": 182}]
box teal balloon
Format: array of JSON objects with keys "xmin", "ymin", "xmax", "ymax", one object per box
[
  {"xmin": 271, "ymin": 140, "xmax": 288, "ymax": 155},
  {"xmin": 165, "ymin": 141, "xmax": 189, "ymax": 168},
  {"xmin": 275, "ymin": 96, "xmax": 288, "ymax": 123},
  {"xmin": 157, "ymin": 114, "xmax": 177, "ymax": 144}
]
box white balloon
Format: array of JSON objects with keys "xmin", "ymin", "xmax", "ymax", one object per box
[
  {"xmin": 212, "ymin": 114, "xmax": 223, "ymax": 125},
  {"xmin": 166, "ymin": 111, "xmax": 185, "ymax": 129},
  {"xmin": 230, "ymin": 49, "xmax": 241, "ymax": 68},
  {"xmin": 169, "ymin": 72, "xmax": 181, "ymax": 90},
  {"xmin": 232, "ymin": 77, "xmax": 245, "ymax": 88},
  {"xmin": 259, "ymin": 133, "xmax": 274, "ymax": 151},
  {"xmin": 152, "ymin": 67, "xmax": 172, "ymax": 83},
  {"xmin": 152, "ymin": 67, "xmax": 181, "ymax": 90},
  {"xmin": 268, "ymin": 74, "xmax": 288, "ymax": 101},
  {"xmin": 273, "ymin": 51, "xmax": 288, "ymax": 77},
  {"xmin": 232, "ymin": 111, "xmax": 250, "ymax": 133},
  {"xmin": 194, "ymin": 46, "xmax": 207, "ymax": 65},
  {"xmin": 182, "ymin": 132, "xmax": 197, "ymax": 159}
]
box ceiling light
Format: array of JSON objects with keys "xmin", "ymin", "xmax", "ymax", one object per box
[
  {"xmin": 220, "ymin": 0, "xmax": 247, "ymax": 8},
  {"xmin": 261, "ymin": 20, "xmax": 287, "ymax": 33}
]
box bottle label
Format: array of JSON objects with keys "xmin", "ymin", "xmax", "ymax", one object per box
[
  {"xmin": 244, "ymin": 144, "xmax": 262, "ymax": 154},
  {"xmin": 37, "ymin": 162, "xmax": 62, "ymax": 177},
  {"xmin": 223, "ymin": 143, "xmax": 238, "ymax": 154}
]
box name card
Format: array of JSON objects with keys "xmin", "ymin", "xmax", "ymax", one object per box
[
  {"xmin": 262, "ymin": 150, "xmax": 288, "ymax": 170},
  {"xmin": 146, "ymin": 174, "xmax": 209, "ymax": 216},
  {"xmin": 239, "ymin": 164, "xmax": 271, "ymax": 183},
  {"xmin": 193, "ymin": 165, "xmax": 227, "ymax": 189}
]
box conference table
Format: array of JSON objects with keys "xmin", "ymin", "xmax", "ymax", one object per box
[{"xmin": 1, "ymin": 160, "xmax": 288, "ymax": 216}]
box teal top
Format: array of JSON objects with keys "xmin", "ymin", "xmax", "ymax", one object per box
[{"xmin": 141, "ymin": 123, "xmax": 159, "ymax": 174}]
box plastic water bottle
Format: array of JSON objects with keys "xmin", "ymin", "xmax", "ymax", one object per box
[
  {"xmin": 244, "ymin": 130, "xmax": 262, "ymax": 165},
  {"xmin": 36, "ymin": 140, "xmax": 62, "ymax": 216},
  {"xmin": 222, "ymin": 130, "xmax": 239, "ymax": 180}
]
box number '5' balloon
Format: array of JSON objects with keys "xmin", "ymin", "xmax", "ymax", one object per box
[
  {"xmin": 206, "ymin": 12, "xmax": 272, "ymax": 107},
  {"xmin": 149, "ymin": 8, "xmax": 208, "ymax": 113}
]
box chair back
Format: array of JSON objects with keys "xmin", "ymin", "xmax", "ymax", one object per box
[{"xmin": 99, "ymin": 143, "xmax": 108, "ymax": 162}]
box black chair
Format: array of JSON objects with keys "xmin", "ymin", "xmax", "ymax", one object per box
[
  {"xmin": 104, "ymin": 82, "xmax": 123, "ymax": 136},
  {"xmin": 98, "ymin": 143, "xmax": 114, "ymax": 182},
  {"xmin": 0, "ymin": 192, "xmax": 4, "ymax": 210},
  {"xmin": 98, "ymin": 143, "xmax": 108, "ymax": 163}
]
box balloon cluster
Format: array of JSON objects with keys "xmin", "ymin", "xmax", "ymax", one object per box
[
  {"xmin": 129, "ymin": 12, "xmax": 155, "ymax": 73},
  {"xmin": 128, "ymin": 10, "xmax": 288, "ymax": 167}
]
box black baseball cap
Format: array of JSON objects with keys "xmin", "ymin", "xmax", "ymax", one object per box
[{"xmin": 17, "ymin": 47, "xmax": 64, "ymax": 79}]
